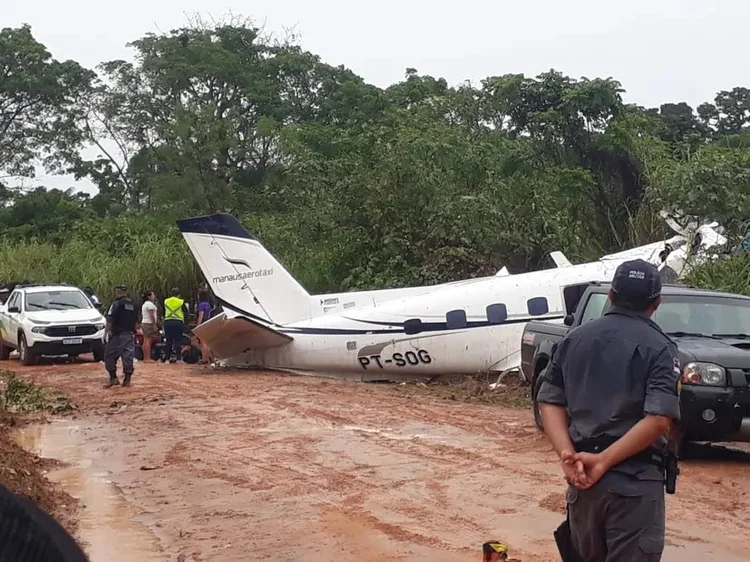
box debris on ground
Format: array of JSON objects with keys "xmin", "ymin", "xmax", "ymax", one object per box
[
  {"xmin": 395, "ymin": 371, "xmax": 532, "ymax": 407},
  {"xmin": 0, "ymin": 370, "xmax": 76, "ymax": 414}
]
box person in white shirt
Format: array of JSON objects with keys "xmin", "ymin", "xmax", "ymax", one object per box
[{"xmin": 140, "ymin": 291, "xmax": 159, "ymax": 362}]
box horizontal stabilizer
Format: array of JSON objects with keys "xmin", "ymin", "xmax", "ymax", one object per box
[
  {"xmin": 549, "ymin": 251, "xmax": 572, "ymax": 268},
  {"xmin": 193, "ymin": 311, "xmax": 292, "ymax": 359}
]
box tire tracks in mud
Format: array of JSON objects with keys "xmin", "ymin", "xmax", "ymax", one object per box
[{"xmin": 8, "ymin": 361, "xmax": 750, "ymax": 562}]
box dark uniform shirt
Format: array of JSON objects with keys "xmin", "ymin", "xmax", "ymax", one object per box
[
  {"xmin": 106, "ymin": 296, "xmax": 138, "ymax": 335},
  {"xmin": 537, "ymin": 306, "xmax": 681, "ymax": 493}
]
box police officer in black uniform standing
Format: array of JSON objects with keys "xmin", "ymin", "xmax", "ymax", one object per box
[
  {"xmin": 103, "ymin": 285, "xmax": 138, "ymax": 388},
  {"xmin": 537, "ymin": 259, "xmax": 681, "ymax": 562}
]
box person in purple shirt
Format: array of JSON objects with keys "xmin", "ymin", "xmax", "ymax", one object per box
[{"xmin": 195, "ymin": 290, "xmax": 213, "ymax": 364}]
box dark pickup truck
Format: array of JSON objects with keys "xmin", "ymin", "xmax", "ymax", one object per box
[{"xmin": 521, "ymin": 282, "xmax": 750, "ymax": 445}]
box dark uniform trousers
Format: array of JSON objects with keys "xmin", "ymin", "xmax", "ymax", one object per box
[
  {"xmin": 104, "ymin": 332, "xmax": 135, "ymax": 379},
  {"xmin": 568, "ymin": 478, "xmax": 665, "ymax": 562},
  {"xmin": 163, "ymin": 320, "xmax": 184, "ymax": 361}
]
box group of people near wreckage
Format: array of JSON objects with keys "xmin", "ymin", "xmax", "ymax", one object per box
[
  {"xmin": 134, "ymin": 283, "xmax": 215, "ymax": 365},
  {"xmin": 102, "ymin": 282, "xmax": 218, "ymax": 388}
]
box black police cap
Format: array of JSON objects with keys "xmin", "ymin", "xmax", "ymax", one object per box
[
  {"xmin": 115, "ymin": 284, "xmax": 128, "ymax": 291},
  {"xmin": 611, "ymin": 259, "xmax": 662, "ymax": 301}
]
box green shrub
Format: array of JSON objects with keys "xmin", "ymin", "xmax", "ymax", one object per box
[{"xmin": 685, "ymin": 253, "xmax": 750, "ymax": 296}]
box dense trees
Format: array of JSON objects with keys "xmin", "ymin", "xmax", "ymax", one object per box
[
  {"xmin": 0, "ymin": 25, "xmax": 93, "ymax": 178},
  {"xmin": 0, "ymin": 21, "xmax": 748, "ymax": 297}
]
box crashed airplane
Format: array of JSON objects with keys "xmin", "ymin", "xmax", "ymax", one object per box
[{"xmin": 177, "ymin": 212, "xmax": 726, "ymax": 381}]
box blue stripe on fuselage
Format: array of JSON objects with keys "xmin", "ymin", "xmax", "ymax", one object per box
[
  {"xmin": 215, "ymin": 297, "xmax": 564, "ymax": 336},
  {"xmin": 278, "ymin": 315, "xmax": 565, "ymax": 336}
]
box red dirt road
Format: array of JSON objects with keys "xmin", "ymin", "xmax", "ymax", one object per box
[{"xmin": 10, "ymin": 359, "xmax": 750, "ymax": 562}]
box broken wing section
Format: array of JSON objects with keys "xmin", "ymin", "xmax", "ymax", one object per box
[
  {"xmin": 549, "ymin": 251, "xmax": 572, "ymax": 268},
  {"xmin": 193, "ymin": 311, "xmax": 292, "ymax": 359}
]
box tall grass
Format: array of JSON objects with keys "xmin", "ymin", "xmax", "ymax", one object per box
[
  {"xmin": 0, "ymin": 212, "xmax": 338, "ymax": 306},
  {"xmin": 685, "ymin": 253, "xmax": 750, "ymax": 296},
  {"xmin": 0, "ymin": 233, "xmax": 202, "ymax": 305},
  {"xmin": 0, "ymin": 213, "xmax": 747, "ymax": 310}
]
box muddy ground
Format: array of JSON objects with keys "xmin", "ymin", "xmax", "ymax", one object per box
[
  {"xmin": 0, "ymin": 372, "xmax": 79, "ymax": 534},
  {"xmin": 4, "ymin": 358, "xmax": 750, "ymax": 562}
]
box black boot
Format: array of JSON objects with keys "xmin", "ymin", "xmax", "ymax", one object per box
[
  {"xmin": 122, "ymin": 374, "xmax": 132, "ymax": 387},
  {"xmin": 104, "ymin": 374, "xmax": 120, "ymax": 389}
]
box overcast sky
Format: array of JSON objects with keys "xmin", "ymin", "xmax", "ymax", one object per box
[{"xmin": 5, "ymin": 0, "xmax": 750, "ymax": 194}]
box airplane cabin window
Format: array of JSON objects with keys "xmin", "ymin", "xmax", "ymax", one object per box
[
  {"xmin": 527, "ymin": 297, "xmax": 549, "ymax": 316},
  {"xmin": 446, "ymin": 309, "xmax": 468, "ymax": 329},
  {"xmin": 486, "ymin": 303, "xmax": 508, "ymax": 324},
  {"xmin": 404, "ymin": 318, "xmax": 423, "ymax": 335}
]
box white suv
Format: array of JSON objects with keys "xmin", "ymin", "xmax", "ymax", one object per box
[{"xmin": 0, "ymin": 284, "xmax": 107, "ymax": 365}]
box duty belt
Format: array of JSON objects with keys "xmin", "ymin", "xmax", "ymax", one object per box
[{"xmin": 573, "ymin": 436, "xmax": 664, "ymax": 468}]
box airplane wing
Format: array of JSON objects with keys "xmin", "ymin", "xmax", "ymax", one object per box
[
  {"xmin": 193, "ymin": 311, "xmax": 292, "ymax": 359},
  {"xmin": 599, "ymin": 240, "xmax": 668, "ymax": 264}
]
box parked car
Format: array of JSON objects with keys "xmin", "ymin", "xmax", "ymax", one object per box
[
  {"xmin": 0, "ymin": 284, "xmax": 106, "ymax": 365},
  {"xmin": 522, "ymin": 282, "xmax": 750, "ymax": 447}
]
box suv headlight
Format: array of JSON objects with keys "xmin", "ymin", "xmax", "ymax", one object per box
[
  {"xmin": 94, "ymin": 323, "xmax": 105, "ymax": 331},
  {"xmin": 30, "ymin": 327, "xmax": 47, "ymax": 334},
  {"xmin": 682, "ymin": 362, "xmax": 726, "ymax": 386}
]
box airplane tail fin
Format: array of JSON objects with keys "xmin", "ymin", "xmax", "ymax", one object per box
[{"xmin": 177, "ymin": 213, "xmax": 314, "ymax": 326}]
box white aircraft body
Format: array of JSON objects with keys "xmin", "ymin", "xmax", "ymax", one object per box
[{"xmin": 178, "ymin": 213, "xmax": 726, "ymax": 381}]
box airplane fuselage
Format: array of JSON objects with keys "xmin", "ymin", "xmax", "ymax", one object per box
[
  {"xmin": 180, "ymin": 211, "xmax": 726, "ymax": 382},
  {"xmin": 220, "ymin": 260, "xmax": 621, "ymax": 379}
]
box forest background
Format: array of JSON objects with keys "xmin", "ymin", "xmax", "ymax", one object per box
[{"xmin": 1, "ymin": 18, "xmax": 749, "ymax": 302}]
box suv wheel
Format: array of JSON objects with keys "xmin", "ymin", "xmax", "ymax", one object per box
[
  {"xmin": 19, "ymin": 334, "xmax": 37, "ymax": 366},
  {"xmin": 92, "ymin": 343, "xmax": 105, "ymax": 363}
]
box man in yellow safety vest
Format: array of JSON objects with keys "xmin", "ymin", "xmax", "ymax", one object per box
[{"xmin": 162, "ymin": 287, "xmax": 189, "ymax": 363}]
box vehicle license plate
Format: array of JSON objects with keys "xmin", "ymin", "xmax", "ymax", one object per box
[{"xmin": 63, "ymin": 338, "xmax": 83, "ymax": 345}]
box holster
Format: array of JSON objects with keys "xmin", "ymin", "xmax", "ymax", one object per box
[
  {"xmin": 664, "ymin": 449, "xmax": 679, "ymax": 494},
  {"xmin": 554, "ymin": 512, "xmax": 583, "ymax": 562}
]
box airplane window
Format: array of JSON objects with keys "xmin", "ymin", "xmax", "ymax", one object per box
[
  {"xmin": 527, "ymin": 297, "xmax": 549, "ymax": 316},
  {"xmin": 486, "ymin": 303, "xmax": 508, "ymax": 324},
  {"xmin": 446, "ymin": 309, "xmax": 468, "ymax": 329},
  {"xmin": 404, "ymin": 318, "xmax": 423, "ymax": 335}
]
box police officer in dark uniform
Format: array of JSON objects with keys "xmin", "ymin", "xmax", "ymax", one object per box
[
  {"xmin": 103, "ymin": 285, "xmax": 138, "ymax": 388},
  {"xmin": 537, "ymin": 259, "xmax": 681, "ymax": 562}
]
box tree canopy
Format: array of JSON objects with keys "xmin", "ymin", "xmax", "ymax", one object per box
[{"xmin": 1, "ymin": 21, "xmax": 748, "ymax": 298}]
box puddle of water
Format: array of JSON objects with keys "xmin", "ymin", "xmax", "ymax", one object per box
[{"xmin": 15, "ymin": 421, "xmax": 166, "ymax": 562}]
